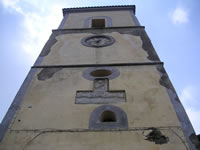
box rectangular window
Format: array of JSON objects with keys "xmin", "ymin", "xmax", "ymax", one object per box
[{"xmin": 91, "ymin": 19, "xmax": 105, "ymax": 28}]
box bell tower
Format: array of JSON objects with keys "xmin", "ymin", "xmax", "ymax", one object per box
[{"xmin": 0, "ymin": 5, "xmax": 198, "ymax": 150}]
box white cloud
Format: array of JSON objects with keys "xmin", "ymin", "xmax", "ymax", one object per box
[
  {"xmin": 180, "ymin": 85, "xmax": 200, "ymax": 134},
  {"xmin": 2, "ymin": 0, "xmax": 18, "ymax": 8},
  {"xmin": 1, "ymin": 0, "xmax": 65, "ymax": 62},
  {"xmin": 21, "ymin": 4, "xmax": 63, "ymax": 62},
  {"xmin": 1, "ymin": 0, "xmax": 23, "ymax": 13},
  {"xmin": 180, "ymin": 85, "xmax": 196, "ymax": 104},
  {"xmin": 185, "ymin": 108, "xmax": 200, "ymax": 134},
  {"xmin": 171, "ymin": 7, "xmax": 188, "ymax": 24}
]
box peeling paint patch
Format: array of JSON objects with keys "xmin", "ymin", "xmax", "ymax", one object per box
[
  {"xmin": 143, "ymin": 128, "xmax": 169, "ymax": 144},
  {"xmin": 37, "ymin": 68, "xmax": 62, "ymax": 81},
  {"xmin": 157, "ymin": 64, "xmax": 196, "ymax": 150},
  {"xmin": 48, "ymin": 28, "xmax": 160, "ymax": 61},
  {"xmin": 120, "ymin": 29, "xmax": 160, "ymax": 61},
  {"xmin": 157, "ymin": 65, "xmax": 172, "ymax": 90},
  {"xmin": 40, "ymin": 34, "xmax": 57, "ymax": 57},
  {"xmin": 157, "ymin": 65, "xmax": 180, "ymax": 102},
  {"xmin": 189, "ymin": 133, "xmax": 200, "ymax": 150}
]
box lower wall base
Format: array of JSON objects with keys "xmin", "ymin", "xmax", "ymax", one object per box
[{"xmin": 0, "ymin": 127, "xmax": 189, "ymax": 150}]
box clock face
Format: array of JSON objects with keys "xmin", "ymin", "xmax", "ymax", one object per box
[{"xmin": 81, "ymin": 35, "xmax": 115, "ymax": 47}]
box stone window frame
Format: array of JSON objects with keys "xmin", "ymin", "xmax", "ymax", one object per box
[
  {"xmin": 89, "ymin": 105, "xmax": 128, "ymax": 129},
  {"xmin": 84, "ymin": 16, "xmax": 112, "ymax": 28}
]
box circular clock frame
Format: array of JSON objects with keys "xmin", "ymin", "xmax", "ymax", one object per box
[{"xmin": 81, "ymin": 35, "xmax": 115, "ymax": 48}]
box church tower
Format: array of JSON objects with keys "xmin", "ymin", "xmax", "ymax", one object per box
[{"xmin": 0, "ymin": 5, "xmax": 198, "ymax": 150}]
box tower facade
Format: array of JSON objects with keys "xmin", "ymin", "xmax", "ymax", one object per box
[{"xmin": 0, "ymin": 5, "xmax": 198, "ymax": 150}]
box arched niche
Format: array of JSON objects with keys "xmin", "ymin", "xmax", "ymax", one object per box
[{"xmin": 89, "ymin": 105, "xmax": 128, "ymax": 129}]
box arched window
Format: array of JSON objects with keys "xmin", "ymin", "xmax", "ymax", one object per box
[{"xmin": 89, "ymin": 105, "xmax": 128, "ymax": 129}]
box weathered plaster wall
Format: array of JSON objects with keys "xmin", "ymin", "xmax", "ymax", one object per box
[
  {"xmin": 0, "ymin": 8, "xmax": 196, "ymax": 149},
  {"xmin": 40, "ymin": 32, "xmax": 151, "ymax": 66},
  {"xmin": 63, "ymin": 10, "xmax": 136, "ymax": 29},
  {"xmin": 0, "ymin": 26, "xmax": 195, "ymax": 149},
  {"xmin": 3, "ymin": 66, "xmax": 180, "ymax": 130},
  {"xmin": 0, "ymin": 66, "xmax": 189, "ymax": 150},
  {"xmin": 1, "ymin": 129, "xmax": 188, "ymax": 150}
]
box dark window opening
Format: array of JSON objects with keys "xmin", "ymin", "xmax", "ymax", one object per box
[
  {"xmin": 92, "ymin": 19, "xmax": 105, "ymax": 28},
  {"xmin": 100, "ymin": 111, "xmax": 116, "ymax": 122}
]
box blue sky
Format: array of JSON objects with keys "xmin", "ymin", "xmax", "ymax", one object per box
[{"xmin": 0, "ymin": 0, "xmax": 199, "ymax": 134}]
